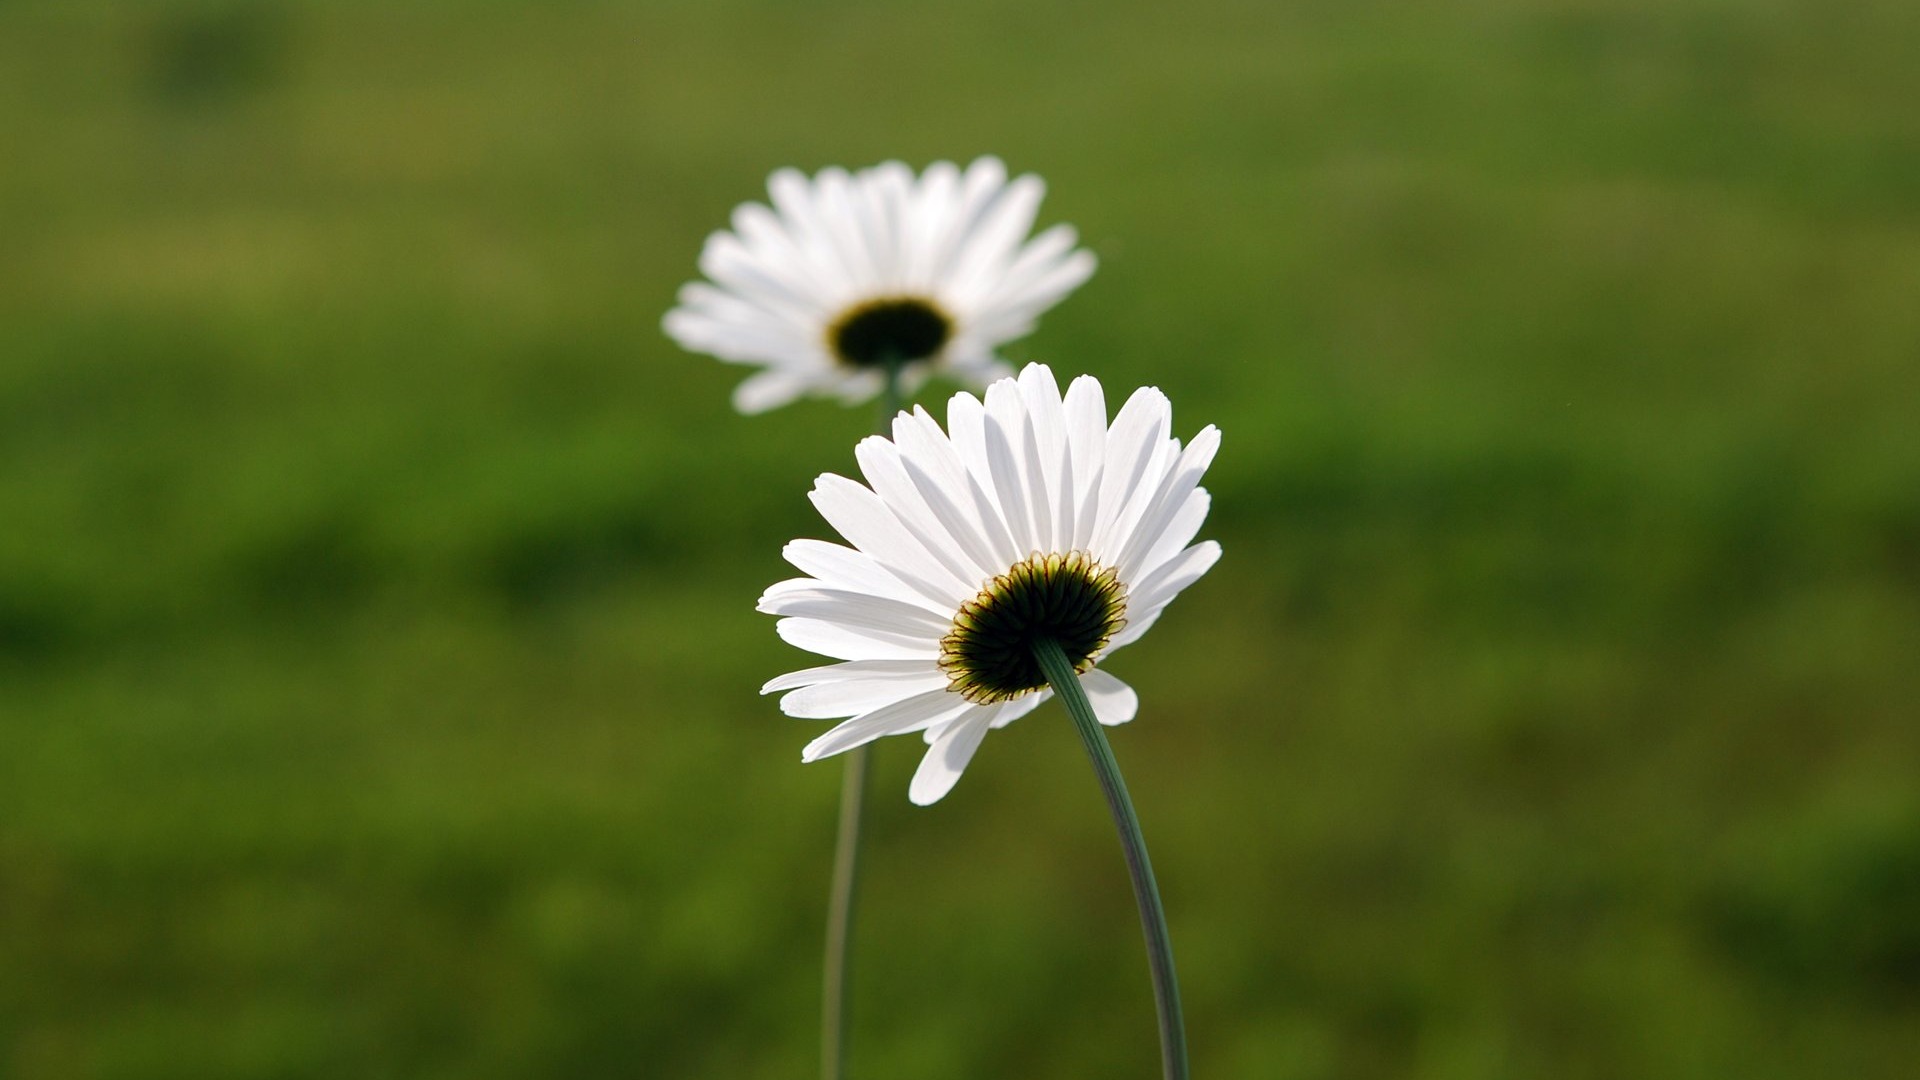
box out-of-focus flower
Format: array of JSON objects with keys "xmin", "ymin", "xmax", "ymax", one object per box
[{"xmin": 666, "ymin": 158, "xmax": 1096, "ymax": 414}]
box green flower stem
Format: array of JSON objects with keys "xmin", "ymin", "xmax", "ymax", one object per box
[
  {"xmin": 821, "ymin": 355, "xmax": 908, "ymax": 1080},
  {"xmin": 820, "ymin": 743, "xmax": 868, "ymax": 1080},
  {"xmin": 875, "ymin": 353, "xmax": 905, "ymax": 422},
  {"xmin": 1035, "ymin": 638, "xmax": 1190, "ymax": 1080}
]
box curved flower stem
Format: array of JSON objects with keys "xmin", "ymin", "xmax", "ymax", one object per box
[
  {"xmin": 1034, "ymin": 639, "xmax": 1190, "ymax": 1080},
  {"xmin": 821, "ymin": 356, "xmax": 907, "ymax": 1080}
]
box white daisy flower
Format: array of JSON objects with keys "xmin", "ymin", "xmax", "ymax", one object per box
[
  {"xmin": 759, "ymin": 363, "xmax": 1221, "ymax": 805},
  {"xmin": 664, "ymin": 157, "xmax": 1098, "ymax": 415}
]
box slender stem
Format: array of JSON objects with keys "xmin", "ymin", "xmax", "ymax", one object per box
[
  {"xmin": 821, "ymin": 354, "xmax": 908, "ymax": 1080},
  {"xmin": 820, "ymin": 744, "xmax": 868, "ymax": 1080},
  {"xmin": 874, "ymin": 354, "xmax": 905, "ymax": 422},
  {"xmin": 1034, "ymin": 639, "xmax": 1190, "ymax": 1080}
]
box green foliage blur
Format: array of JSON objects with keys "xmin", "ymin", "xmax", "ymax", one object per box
[{"xmin": 3, "ymin": 1, "xmax": 1917, "ymax": 1077}]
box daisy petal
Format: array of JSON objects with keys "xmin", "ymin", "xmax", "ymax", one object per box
[
  {"xmin": 1091, "ymin": 386, "xmax": 1171, "ymax": 557},
  {"xmin": 762, "ymin": 659, "xmax": 936, "ymax": 694},
  {"xmin": 983, "ymin": 379, "xmax": 1038, "ymax": 552},
  {"xmin": 892, "ymin": 407, "xmax": 1008, "ymax": 578},
  {"xmin": 856, "ymin": 435, "xmax": 990, "ymax": 583},
  {"xmin": 1017, "ymin": 363, "xmax": 1069, "ymax": 552},
  {"xmin": 1079, "ymin": 668, "xmax": 1140, "ymax": 726},
  {"xmin": 1062, "ymin": 374, "xmax": 1108, "ymax": 549},
  {"xmin": 776, "ymin": 616, "xmax": 938, "ymax": 661},
  {"xmin": 948, "ymin": 175, "xmax": 1045, "ymax": 306},
  {"xmin": 732, "ymin": 369, "xmax": 812, "ymax": 414},
  {"xmin": 943, "ymin": 391, "xmax": 1022, "ymax": 565},
  {"xmin": 1098, "ymin": 432, "xmax": 1183, "ymax": 565},
  {"xmin": 803, "ymin": 689, "xmax": 975, "ymax": 761},
  {"xmin": 780, "ymin": 540, "xmax": 945, "ymax": 614},
  {"xmin": 778, "ymin": 670, "xmax": 953, "ymax": 719},
  {"xmin": 909, "ymin": 710, "xmax": 996, "ymax": 804},
  {"xmin": 986, "ymin": 691, "xmax": 1048, "ymax": 729},
  {"xmin": 810, "ymin": 474, "xmax": 972, "ymax": 604},
  {"xmin": 756, "ymin": 586, "xmax": 952, "ymax": 638},
  {"xmin": 1130, "ymin": 488, "xmax": 1212, "ymax": 585},
  {"xmin": 1131, "ymin": 540, "xmax": 1223, "ymax": 614},
  {"xmin": 1117, "ymin": 425, "xmax": 1221, "ymax": 581}
]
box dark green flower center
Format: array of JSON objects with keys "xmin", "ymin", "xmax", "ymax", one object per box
[
  {"xmin": 939, "ymin": 551, "xmax": 1128, "ymax": 705},
  {"xmin": 828, "ymin": 296, "xmax": 952, "ymax": 369}
]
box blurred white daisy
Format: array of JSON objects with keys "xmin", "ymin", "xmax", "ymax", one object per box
[
  {"xmin": 759, "ymin": 363, "xmax": 1221, "ymax": 804},
  {"xmin": 664, "ymin": 157, "xmax": 1098, "ymax": 414}
]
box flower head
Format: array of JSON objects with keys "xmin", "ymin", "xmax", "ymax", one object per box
[
  {"xmin": 665, "ymin": 158, "xmax": 1097, "ymax": 414},
  {"xmin": 759, "ymin": 364, "xmax": 1221, "ymax": 804}
]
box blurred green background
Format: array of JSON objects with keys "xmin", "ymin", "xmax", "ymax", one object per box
[{"xmin": 3, "ymin": 0, "xmax": 1918, "ymax": 1077}]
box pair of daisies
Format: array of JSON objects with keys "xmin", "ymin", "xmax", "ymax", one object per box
[{"xmin": 667, "ymin": 156, "xmax": 1221, "ymax": 805}]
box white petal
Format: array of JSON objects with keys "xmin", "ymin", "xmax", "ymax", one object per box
[
  {"xmin": 926, "ymin": 156, "xmax": 1012, "ymax": 285},
  {"xmin": 909, "ymin": 709, "xmax": 995, "ymax": 805},
  {"xmin": 780, "ymin": 540, "xmax": 946, "ymax": 614},
  {"xmin": 756, "ymin": 586, "xmax": 951, "ymax": 638},
  {"xmin": 1092, "ymin": 386, "xmax": 1171, "ymax": 557},
  {"xmin": 803, "ymin": 689, "xmax": 974, "ymax": 761},
  {"xmin": 724, "ymin": 204, "xmax": 842, "ymax": 308},
  {"xmin": 1078, "ymin": 669, "xmax": 1139, "ymax": 727},
  {"xmin": 777, "ymin": 616, "xmax": 938, "ymax": 661},
  {"xmin": 947, "ymin": 174, "xmax": 1045, "ymax": 306},
  {"xmin": 1017, "ymin": 363, "xmax": 1070, "ymax": 552},
  {"xmin": 809, "ymin": 474, "xmax": 972, "ymax": 604},
  {"xmin": 762, "ymin": 659, "xmax": 936, "ymax": 694},
  {"xmin": 1130, "ymin": 488, "xmax": 1212, "ymax": 585},
  {"xmin": 990, "ymin": 224, "xmax": 1081, "ymax": 303},
  {"xmin": 940, "ymin": 392, "xmax": 1022, "ymax": 566},
  {"xmin": 769, "ymin": 175, "xmax": 852, "ymax": 285},
  {"xmin": 698, "ymin": 232, "xmax": 823, "ymax": 317},
  {"xmin": 1130, "ymin": 540, "xmax": 1222, "ymax": 615},
  {"xmin": 902, "ymin": 160, "xmax": 961, "ymax": 288},
  {"xmin": 1062, "ymin": 374, "xmax": 1108, "ymax": 550},
  {"xmin": 767, "ymin": 167, "xmax": 819, "ymax": 232},
  {"xmin": 1098, "ymin": 429, "xmax": 1182, "ymax": 568},
  {"xmin": 673, "ymin": 280, "xmax": 814, "ymax": 338},
  {"xmin": 732, "ymin": 369, "xmax": 811, "ymax": 414},
  {"xmin": 860, "ymin": 160, "xmax": 915, "ymax": 285},
  {"xmin": 664, "ymin": 302, "xmax": 809, "ymax": 366},
  {"xmin": 892, "ymin": 407, "xmax": 1009, "ymax": 579},
  {"xmin": 987, "ymin": 691, "xmax": 1048, "ymax": 729},
  {"xmin": 1019, "ymin": 407, "xmax": 1056, "ymax": 556},
  {"xmin": 855, "ymin": 435, "xmax": 991, "ymax": 583},
  {"xmin": 813, "ymin": 168, "xmax": 878, "ymax": 290},
  {"xmin": 1116, "ymin": 425, "xmax": 1221, "ymax": 581},
  {"xmin": 982, "ymin": 378, "xmax": 1038, "ymax": 553},
  {"xmin": 969, "ymin": 242, "xmax": 1098, "ymax": 344},
  {"xmin": 779, "ymin": 670, "xmax": 953, "ymax": 719}
]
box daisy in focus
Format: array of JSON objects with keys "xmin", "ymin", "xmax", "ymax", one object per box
[
  {"xmin": 664, "ymin": 157, "xmax": 1097, "ymax": 414},
  {"xmin": 759, "ymin": 363, "xmax": 1221, "ymax": 804}
]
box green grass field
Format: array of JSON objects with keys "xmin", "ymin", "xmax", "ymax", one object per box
[{"xmin": 3, "ymin": 1, "xmax": 1918, "ymax": 1077}]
